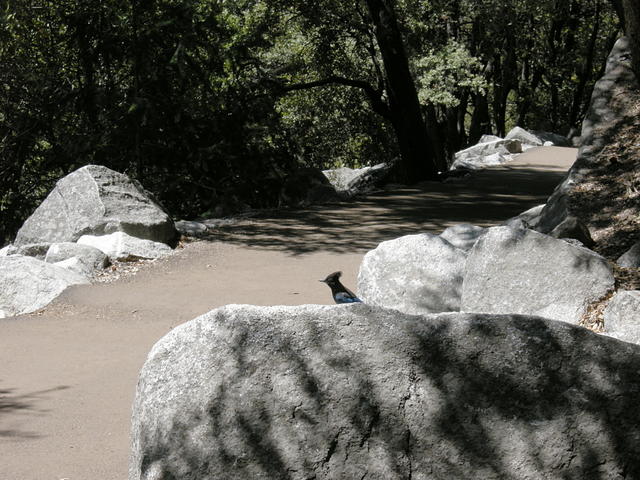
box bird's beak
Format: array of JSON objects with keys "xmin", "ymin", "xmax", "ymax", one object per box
[{"xmin": 319, "ymin": 279, "xmax": 326, "ymax": 283}]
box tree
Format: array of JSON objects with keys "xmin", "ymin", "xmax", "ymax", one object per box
[{"xmin": 623, "ymin": 0, "xmax": 640, "ymax": 77}]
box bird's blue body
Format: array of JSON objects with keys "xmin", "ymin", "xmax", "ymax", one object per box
[
  {"xmin": 320, "ymin": 271, "xmax": 362, "ymax": 304},
  {"xmin": 333, "ymin": 291, "xmax": 362, "ymax": 304}
]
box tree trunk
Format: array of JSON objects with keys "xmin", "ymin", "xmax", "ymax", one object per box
[
  {"xmin": 365, "ymin": 0, "xmax": 443, "ymax": 178},
  {"xmin": 468, "ymin": 93, "xmax": 491, "ymax": 144},
  {"xmin": 623, "ymin": 0, "xmax": 640, "ymax": 78},
  {"xmin": 569, "ymin": 1, "xmax": 601, "ymax": 128}
]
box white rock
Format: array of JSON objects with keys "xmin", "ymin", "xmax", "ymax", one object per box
[
  {"xmin": 0, "ymin": 256, "xmax": 89, "ymax": 318},
  {"xmin": 78, "ymin": 232, "xmax": 172, "ymax": 261},
  {"xmin": 358, "ymin": 233, "xmax": 467, "ymax": 314},
  {"xmin": 0, "ymin": 245, "xmax": 14, "ymax": 256},
  {"xmin": 461, "ymin": 226, "xmax": 615, "ymax": 324},
  {"xmin": 604, "ymin": 290, "xmax": 640, "ymax": 344},
  {"xmin": 440, "ymin": 224, "xmax": 486, "ymax": 251},
  {"xmin": 45, "ymin": 242, "xmax": 109, "ymax": 271},
  {"xmin": 505, "ymin": 126, "xmax": 544, "ymax": 146},
  {"xmin": 53, "ymin": 257, "xmax": 95, "ymax": 279},
  {"xmin": 502, "ymin": 204, "xmax": 546, "ymax": 229},
  {"xmin": 478, "ymin": 134, "xmax": 503, "ymax": 143},
  {"xmin": 174, "ymin": 220, "xmax": 208, "ymax": 237}
]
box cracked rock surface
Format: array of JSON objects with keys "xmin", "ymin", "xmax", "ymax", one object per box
[{"xmin": 130, "ymin": 304, "xmax": 640, "ymax": 480}]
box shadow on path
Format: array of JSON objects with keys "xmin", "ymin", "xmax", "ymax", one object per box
[
  {"xmin": 209, "ymin": 167, "xmax": 568, "ymax": 255},
  {"xmin": 0, "ymin": 384, "xmax": 70, "ymax": 439}
]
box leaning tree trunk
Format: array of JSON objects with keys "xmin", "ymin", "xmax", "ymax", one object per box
[{"xmin": 365, "ymin": 0, "xmax": 444, "ymax": 178}]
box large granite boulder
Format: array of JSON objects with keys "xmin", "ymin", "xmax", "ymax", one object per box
[
  {"xmin": 14, "ymin": 165, "xmax": 176, "ymax": 246},
  {"xmin": 78, "ymin": 232, "xmax": 172, "ymax": 261},
  {"xmin": 358, "ymin": 233, "xmax": 467, "ymax": 314},
  {"xmin": 537, "ymin": 37, "xmax": 637, "ymax": 234},
  {"xmin": 604, "ymin": 290, "xmax": 640, "ymax": 345},
  {"xmin": 130, "ymin": 304, "xmax": 640, "ymax": 480},
  {"xmin": 0, "ymin": 255, "xmax": 89, "ymax": 318},
  {"xmin": 461, "ymin": 226, "xmax": 614, "ymax": 324}
]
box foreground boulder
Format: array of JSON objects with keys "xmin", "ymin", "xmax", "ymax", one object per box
[
  {"xmin": 15, "ymin": 165, "xmax": 176, "ymax": 246},
  {"xmin": 130, "ymin": 304, "xmax": 640, "ymax": 480},
  {"xmin": 0, "ymin": 256, "xmax": 88, "ymax": 318},
  {"xmin": 461, "ymin": 226, "xmax": 614, "ymax": 324},
  {"xmin": 358, "ymin": 233, "xmax": 467, "ymax": 314}
]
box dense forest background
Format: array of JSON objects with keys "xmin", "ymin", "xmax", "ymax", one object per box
[{"xmin": 0, "ymin": 0, "xmax": 628, "ymax": 244}]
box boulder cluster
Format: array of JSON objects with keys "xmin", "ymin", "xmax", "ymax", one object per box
[
  {"xmin": 451, "ymin": 126, "xmax": 572, "ymax": 171},
  {"xmin": 0, "ymin": 165, "xmax": 177, "ymax": 318},
  {"xmin": 129, "ymin": 37, "xmax": 640, "ymax": 480}
]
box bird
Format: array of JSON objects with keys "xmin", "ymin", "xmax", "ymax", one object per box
[{"xmin": 320, "ymin": 271, "xmax": 362, "ymax": 304}]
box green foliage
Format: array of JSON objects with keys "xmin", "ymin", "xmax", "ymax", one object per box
[
  {"xmin": 0, "ymin": 0, "xmax": 625, "ymax": 243},
  {"xmin": 414, "ymin": 41, "xmax": 486, "ymax": 107}
]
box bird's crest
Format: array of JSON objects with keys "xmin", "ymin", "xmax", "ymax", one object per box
[{"xmin": 321, "ymin": 271, "xmax": 342, "ymax": 283}]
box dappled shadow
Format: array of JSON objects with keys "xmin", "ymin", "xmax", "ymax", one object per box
[
  {"xmin": 205, "ymin": 166, "xmax": 568, "ymax": 255},
  {"xmin": 0, "ymin": 384, "xmax": 70, "ymax": 439},
  {"xmin": 132, "ymin": 307, "xmax": 640, "ymax": 479}
]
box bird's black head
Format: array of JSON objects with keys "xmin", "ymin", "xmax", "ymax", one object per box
[{"xmin": 320, "ymin": 271, "xmax": 342, "ymax": 286}]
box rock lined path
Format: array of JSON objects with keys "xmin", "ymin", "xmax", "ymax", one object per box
[{"xmin": 0, "ymin": 147, "xmax": 576, "ymax": 480}]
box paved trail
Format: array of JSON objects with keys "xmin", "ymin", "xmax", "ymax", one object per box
[{"xmin": 0, "ymin": 147, "xmax": 576, "ymax": 480}]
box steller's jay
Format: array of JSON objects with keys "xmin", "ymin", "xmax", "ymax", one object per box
[{"xmin": 320, "ymin": 271, "xmax": 362, "ymax": 304}]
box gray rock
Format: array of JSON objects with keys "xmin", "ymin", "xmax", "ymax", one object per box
[
  {"xmin": 12, "ymin": 243, "xmax": 52, "ymax": 260},
  {"xmin": 77, "ymin": 232, "xmax": 172, "ymax": 261},
  {"xmin": 322, "ymin": 166, "xmax": 368, "ymax": 192},
  {"xmin": 130, "ymin": 304, "xmax": 640, "ymax": 480},
  {"xmin": 478, "ymin": 134, "xmax": 502, "ymax": 143},
  {"xmin": 617, "ymin": 240, "xmax": 640, "ymax": 268},
  {"xmin": 53, "ymin": 257, "xmax": 95, "ymax": 278},
  {"xmin": 280, "ymin": 167, "xmax": 339, "ymax": 207},
  {"xmin": 174, "ymin": 220, "xmax": 208, "ymax": 237},
  {"xmin": 451, "ymin": 152, "xmax": 512, "ymax": 170},
  {"xmin": 504, "ymin": 126, "xmax": 544, "ymax": 146},
  {"xmin": 0, "ymin": 256, "xmax": 89, "ymax": 318},
  {"xmin": 344, "ymin": 163, "xmax": 393, "ymax": 197},
  {"xmin": 0, "ymin": 244, "xmax": 18, "ymax": 257},
  {"xmin": 604, "ymin": 290, "xmax": 640, "ymax": 344},
  {"xmin": 454, "ymin": 138, "xmax": 522, "ymax": 165},
  {"xmin": 502, "ymin": 204, "xmax": 546, "ymax": 230},
  {"xmin": 549, "ymin": 215, "xmax": 594, "ymax": 247},
  {"xmin": 45, "ymin": 242, "xmax": 109, "ymax": 270},
  {"xmin": 461, "ymin": 226, "xmax": 614, "ymax": 324},
  {"xmin": 358, "ymin": 233, "xmax": 467, "ymax": 314},
  {"xmin": 537, "ymin": 38, "xmax": 636, "ymax": 234},
  {"xmin": 531, "ymin": 131, "xmax": 572, "ymax": 147},
  {"xmin": 439, "ymin": 224, "xmax": 486, "ymax": 251},
  {"xmin": 15, "ymin": 165, "xmax": 177, "ymax": 246}
]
